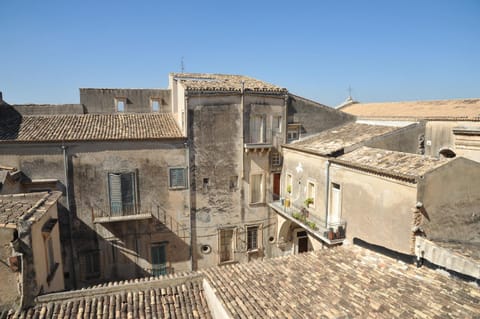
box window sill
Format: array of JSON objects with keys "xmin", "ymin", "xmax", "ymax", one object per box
[{"xmin": 218, "ymin": 260, "xmax": 238, "ymax": 266}]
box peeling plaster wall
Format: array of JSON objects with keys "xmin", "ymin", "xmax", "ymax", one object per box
[
  {"xmin": 0, "ymin": 141, "xmax": 191, "ymax": 288},
  {"xmin": 187, "ymin": 93, "xmax": 284, "ymax": 269},
  {"xmin": 419, "ymin": 157, "xmax": 480, "ymax": 244}
]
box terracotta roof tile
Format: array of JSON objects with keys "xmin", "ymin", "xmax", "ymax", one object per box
[
  {"xmin": 201, "ymin": 246, "xmax": 480, "ymax": 318},
  {"xmin": 13, "ymin": 279, "xmax": 211, "ymax": 319},
  {"xmin": 0, "ymin": 113, "xmax": 184, "ymax": 143},
  {"xmin": 340, "ymin": 98, "xmax": 480, "ymax": 120},
  {"xmin": 0, "ymin": 192, "xmax": 61, "ymax": 225},
  {"xmin": 284, "ymin": 122, "xmax": 399, "ymax": 156},
  {"xmin": 332, "ymin": 146, "xmax": 452, "ymax": 179},
  {"xmin": 172, "ymin": 73, "xmax": 286, "ymax": 93}
]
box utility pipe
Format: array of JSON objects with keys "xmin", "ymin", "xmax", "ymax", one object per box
[{"xmin": 324, "ymin": 160, "xmax": 331, "ymax": 228}]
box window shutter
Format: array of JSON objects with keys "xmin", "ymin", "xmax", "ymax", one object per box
[
  {"xmin": 121, "ymin": 172, "xmax": 135, "ymax": 214},
  {"xmin": 108, "ymin": 173, "xmax": 122, "ymax": 216},
  {"xmin": 170, "ymin": 168, "xmax": 186, "ymax": 188}
]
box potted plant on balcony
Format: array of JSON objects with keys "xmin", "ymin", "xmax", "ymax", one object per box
[
  {"xmin": 304, "ymin": 197, "xmax": 314, "ymax": 208},
  {"xmin": 286, "ymin": 184, "xmax": 292, "ymax": 194}
]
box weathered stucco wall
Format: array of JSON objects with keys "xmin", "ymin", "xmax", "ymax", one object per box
[
  {"xmin": 287, "ymin": 94, "xmax": 355, "ymax": 137},
  {"xmin": 0, "ymin": 141, "xmax": 191, "ymax": 287},
  {"xmin": 70, "ymin": 143, "xmax": 191, "ymax": 285},
  {"xmin": 365, "ymin": 122, "xmax": 426, "ymax": 154},
  {"xmin": 329, "ymin": 164, "xmax": 418, "ymax": 255},
  {"xmin": 419, "ymin": 157, "xmax": 480, "ymax": 244},
  {"xmin": 80, "ymin": 89, "xmax": 171, "ymax": 113},
  {"xmin": 187, "ymin": 93, "xmax": 283, "ymax": 269},
  {"xmin": 30, "ymin": 203, "xmax": 64, "ymax": 295},
  {"xmin": 281, "ymin": 149, "xmax": 328, "ymax": 223},
  {"xmin": 0, "ymin": 227, "xmax": 19, "ymax": 312}
]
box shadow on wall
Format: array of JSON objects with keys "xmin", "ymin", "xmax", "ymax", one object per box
[
  {"xmin": 70, "ymin": 213, "xmax": 191, "ymax": 288},
  {"xmin": 0, "ymin": 102, "xmax": 22, "ymax": 140}
]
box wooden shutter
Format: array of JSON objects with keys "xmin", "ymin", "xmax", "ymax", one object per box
[{"xmin": 108, "ymin": 173, "xmax": 122, "ymax": 216}]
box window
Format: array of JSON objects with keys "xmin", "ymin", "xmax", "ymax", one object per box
[
  {"xmin": 271, "ymin": 151, "xmax": 282, "ymax": 167},
  {"xmin": 219, "ymin": 228, "xmax": 234, "ymax": 263},
  {"xmin": 246, "ymin": 226, "xmax": 259, "ymax": 251},
  {"xmin": 151, "ymin": 243, "xmax": 167, "ymax": 276},
  {"xmin": 286, "ymin": 173, "xmax": 293, "ymax": 194},
  {"xmin": 250, "ymin": 173, "xmax": 264, "ymax": 204},
  {"xmin": 329, "ymin": 183, "xmax": 342, "ymax": 224},
  {"xmin": 108, "ymin": 172, "xmax": 136, "ymax": 216},
  {"xmin": 307, "ymin": 181, "xmax": 315, "ymax": 207},
  {"xmin": 42, "ymin": 217, "xmax": 58, "ymax": 279},
  {"xmin": 83, "ymin": 251, "xmax": 100, "ymax": 279},
  {"xmin": 115, "ymin": 98, "xmax": 126, "ymax": 112},
  {"xmin": 249, "ymin": 114, "xmax": 266, "ymax": 143},
  {"xmin": 273, "ymin": 116, "xmax": 282, "ymax": 133},
  {"xmin": 151, "ymin": 98, "xmax": 160, "ymax": 112},
  {"xmin": 46, "ymin": 236, "xmax": 55, "ymax": 274},
  {"xmin": 169, "ymin": 167, "xmax": 187, "ymax": 189},
  {"xmin": 287, "ymin": 126, "xmax": 299, "ymax": 141}
]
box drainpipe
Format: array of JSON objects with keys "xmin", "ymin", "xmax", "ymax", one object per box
[
  {"xmin": 324, "ymin": 160, "xmax": 330, "ymax": 228},
  {"xmin": 186, "ymin": 140, "xmax": 194, "ymax": 271},
  {"xmin": 62, "ymin": 145, "xmax": 77, "ymax": 289}
]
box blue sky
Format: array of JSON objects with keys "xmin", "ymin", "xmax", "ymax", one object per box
[{"xmin": 1, "ymin": 0, "xmax": 479, "ymax": 107}]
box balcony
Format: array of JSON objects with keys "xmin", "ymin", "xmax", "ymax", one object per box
[
  {"xmin": 92, "ymin": 204, "xmax": 152, "ymax": 223},
  {"xmin": 268, "ymin": 200, "xmax": 346, "ymax": 245},
  {"xmin": 244, "ymin": 130, "xmax": 283, "ymax": 153}
]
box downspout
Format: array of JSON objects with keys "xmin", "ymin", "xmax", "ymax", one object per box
[
  {"xmin": 186, "ymin": 140, "xmax": 194, "ymax": 271},
  {"xmin": 62, "ymin": 145, "xmax": 77, "ymax": 289},
  {"xmin": 324, "ymin": 160, "xmax": 330, "ymax": 228}
]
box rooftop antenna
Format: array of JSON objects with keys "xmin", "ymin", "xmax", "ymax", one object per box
[
  {"xmin": 348, "ymin": 85, "xmax": 353, "ymax": 100},
  {"xmin": 181, "ymin": 56, "xmax": 185, "ymax": 73}
]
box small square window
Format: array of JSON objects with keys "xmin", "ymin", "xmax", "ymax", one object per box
[
  {"xmin": 151, "ymin": 99, "xmax": 160, "ymax": 112},
  {"xmin": 271, "ymin": 151, "xmax": 282, "ymax": 166},
  {"xmin": 169, "ymin": 167, "xmax": 187, "ymax": 189},
  {"xmin": 115, "ymin": 98, "xmax": 126, "ymax": 112}
]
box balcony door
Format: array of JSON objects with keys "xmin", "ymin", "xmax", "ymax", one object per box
[
  {"xmin": 293, "ymin": 229, "xmax": 309, "ymax": 254},
  {"xmin": 329, "ymin": 183, "xmax": 342, "ymax": 225},
  {"xmin": 151, "ymin": 243, "xmax": 167, "ymax": 276}
]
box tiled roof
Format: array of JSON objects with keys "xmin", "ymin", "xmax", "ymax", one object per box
[
  {"xmin": 0, "ymin": 113, "xmax": 183, "ymax": 143},
  {"xmin": 332, "ymin": 146, "xmax": 451, "ymax": 181},
  {"xmin": 202, "ymin": 246, "xmax": 480, "ymax": 318},
  {"xmin": 12, "ymin": 276, "xmax": 211, "ymax": 319},
  {"xmin": 10, "ymin": 246, "xmax": 479, "ymax": 318},
  {"xmin": 0, "ymin": 192, "xmax": 61, "ymax": 225},
  {"xmin": 339, "ymin": 98, "xmax": 480, "ymax": 120},
  {"xmin": 172, "ymin": 73, "xmax": 286, "ymax": 93},
  {"xmin": 283, "ymin": 122, "xmax": 399, "ymax": 156}
]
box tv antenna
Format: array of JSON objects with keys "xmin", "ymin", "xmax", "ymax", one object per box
[{"xmin": 181, "ymin": 56, "xmax": 185, "ymax": 73}]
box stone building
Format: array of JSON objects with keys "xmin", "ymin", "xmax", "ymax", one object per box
[
  {"xmin": 272, "ymin": 121, "xmax": 480, "ymax": 279},
  {"xmin": 0, "ymin": 191, "xmax": 64, "ymax": 311},
  {"xmin": 0, "ymin": 73, "xmax": 354, "ymax": 291},
  {"xmin": 0, "ymin": 111, "xmax": 191, "ymax": 288},
  {"xmin": 168, "ymin": 73, "xmax": 353, "ymax": 268},
  {"xmin": 338, "ymin": 98, "xmax": 480, "ymax": 161}
]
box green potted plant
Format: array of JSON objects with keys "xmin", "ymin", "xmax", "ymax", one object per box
[
  {"xmin": 304, "ymin": 197, "xmax": 314, "ymax": 208},
  {"xmin": 286, "ymin": 184, "xmax": 292, "ymax": 194}
]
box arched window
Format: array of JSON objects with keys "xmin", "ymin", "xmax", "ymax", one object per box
[{"xmin": 439, "ymin": 148, "xmax": 456, "ymax": 158}]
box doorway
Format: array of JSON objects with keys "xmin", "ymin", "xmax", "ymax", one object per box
[
  {"xmin": 294, "ymin": 229, "xmax": 309, "ymax": 254},
  {"xmin": 151, "ymin": 243, "xmax": 167, "ymax": 276},
  {"xmin": 273, "ymin": 173, "xmax": 281, "ymax": 200}
]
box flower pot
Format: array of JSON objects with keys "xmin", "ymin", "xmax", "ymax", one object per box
[{"xmin": 285, "ymin": 198, "xmax": 290, "ymax": 208}]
